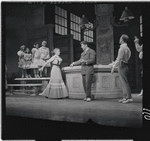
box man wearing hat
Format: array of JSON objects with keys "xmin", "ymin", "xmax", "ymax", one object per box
[{"xmin": 70, "ymin": 41, "xmax": 96, "ymax": 102}]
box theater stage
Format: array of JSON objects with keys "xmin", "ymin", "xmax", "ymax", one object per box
[{"xmin": 5, "ymin": 93, "xmax": 142, "ymax": 129}]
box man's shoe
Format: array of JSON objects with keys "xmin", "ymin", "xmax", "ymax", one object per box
[
  {"xmin": 83, "ymin": 98, "xmax": 87, "ymax": 101},
  {"xmin": 86, "ymin": 98, "xmax": 91, "ymax": 102},
  {"xmin": 118, "ymin": 98, "xmax": 126, "ymax": 103},
  {"xmin": 122, "ymin": 98, "xmax": 133, "ymax": 104}
]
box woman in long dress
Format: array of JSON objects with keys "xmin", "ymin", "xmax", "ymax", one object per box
[{"xmin": 39, "ymin": 48, "xmax": 68, "ymax": 99}]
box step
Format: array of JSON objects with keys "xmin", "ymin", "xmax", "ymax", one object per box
[{"xmin": 15, "ymin": 77, "xmax": 51, "ymax": 81}]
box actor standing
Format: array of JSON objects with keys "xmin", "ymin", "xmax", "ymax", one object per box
[
  {"xmin": 111, "ymin": 34, "xmax": 132, "ymax": 104},
  {"xmin": 70, "ymin": 41, "xmax": 96, "ymax": 102},
  {"xmin": 134, "ymin": 36, "xmax": 143, "ymax": 96}
]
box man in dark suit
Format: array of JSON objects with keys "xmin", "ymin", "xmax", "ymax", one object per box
[{"xmin": 70, "ymin": 41, "xmax": 96, "ymax": 102}]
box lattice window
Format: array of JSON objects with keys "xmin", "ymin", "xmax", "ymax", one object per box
[
  {"xmin": 55, "ymin": 6, "xmax": 67, "ymax": 35},
  {"xmin": 140, "ymin": 15, "xmax": 143, "ymax": 37},
  {"xmin": 70, "ymin": 13, "xmax": 81, "ymax": 41}
]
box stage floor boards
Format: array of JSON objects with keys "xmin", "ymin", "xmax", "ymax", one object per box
[{"xmin": 5, "ymin": 94, "xmax": 142, "ymax": 128}]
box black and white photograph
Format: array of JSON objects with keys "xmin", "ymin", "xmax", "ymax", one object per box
[{"xmin": 2, "ymin": 1, "xmax": 150, "ymax": 141}]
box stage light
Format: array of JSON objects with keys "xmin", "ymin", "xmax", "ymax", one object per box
[{"xmin": 78, "ymin": 7, "xmax": 134, "ymax": 31}]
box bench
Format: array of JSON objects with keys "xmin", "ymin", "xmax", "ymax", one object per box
[
  {"xmin": 7, "ymin": 83, "xmax": 42, "ymax": 95},
  {"xmin": 15, "ymin": 77, "xmax": 51, "ymax": 92},
  {"xmin": 7, "ymin": 77, "xmax": 51, "ymax": 96}
]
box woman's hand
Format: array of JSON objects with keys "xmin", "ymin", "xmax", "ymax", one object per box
[
  {"xmin": 108, "ymin": 61, "xmax": 115, "ymax": 68},
  {"xmin": 39, "ymin": 67, "xmax": 44, "ymax": 72}
]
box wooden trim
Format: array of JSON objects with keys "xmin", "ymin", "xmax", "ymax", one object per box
[
  {"xmin": 15, "ymin": 78, "xmax": 51, "ymax": 81},
  {"xmin": 7, "ymin": 84, "xmax": 42, "ymax": 87}
]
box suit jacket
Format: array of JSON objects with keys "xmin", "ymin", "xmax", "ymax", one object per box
[{"xmin": 74, "ymin": 48, "xmax": 96, "ymax": 75}]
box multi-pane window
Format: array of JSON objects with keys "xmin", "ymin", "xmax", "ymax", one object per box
[
  {"xmin": 84, "ymin": 23, "xmax": 93, "ymax": 42},
  {"xmin": 55, "ymin": 6, "xmax": 94, "ymax": 42},
  {"xmin": 140, "ymin": 15, "xmax": 143, "ymax": 37},
  {"xmin": 55, "ymin": 6, "xmax": 67, "ymax": 35},
  {"xmin": 70, "ymin": 13, "xmax": 81, "ymax": 41}
]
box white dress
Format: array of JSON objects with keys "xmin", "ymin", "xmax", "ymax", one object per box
[
  {"xmin": 30, "ymin": 48, "xmax": 40, "ymax": 68},
  {"xmin": 40, "ymin": 55, "xmax": 68, "ymax": 99}
]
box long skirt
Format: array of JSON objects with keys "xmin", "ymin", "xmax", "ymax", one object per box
[{"xmin": 40, "ymin": 65, "xmax": 68, "ymax": 99}]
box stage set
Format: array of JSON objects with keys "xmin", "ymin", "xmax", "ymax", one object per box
[
  {"xmin": 5, "ymin": 3, "xmax": 143, "ymax": 133},
  {"xmin": 6, "ymin": 65, "xmax": 142, "ymax": 129}
]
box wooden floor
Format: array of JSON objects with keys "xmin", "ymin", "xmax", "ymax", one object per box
[
  {"xmin": 2, "ymin": 93, "xmax": 143, "ymax": 140},
  {"xmin": 5, "ymin": 93, "xmax": 142, "ymax": 128}
]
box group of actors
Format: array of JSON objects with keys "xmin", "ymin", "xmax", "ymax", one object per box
[
  {"xmin": 17, "ymin": 41, "xmax": 50, "ymax": 78},
  {"xmin": 16, "ymin": 34, "xmax": 143, "ymax": 103}
]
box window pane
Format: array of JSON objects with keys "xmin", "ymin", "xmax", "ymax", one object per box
[
  {"xmin": 65, "ymin": 10, "xmax": 67, "ymax": 18},
  {"xmin": 62, "ymin": 18, "xmax": 65, "ymax": 26},
  {"xmin": 55, "ymin": 15, "xmax": 58, "ymax": 24},
  {"xmin": 59, "ymin": 25, "xmax": 61, "ymax": 34},
  {"xmin": 62, "ymin": 27, "xmax": 64, "ymax": 35},
  {"xmin": 59, "ymin": 7, "xmax": 61, "ymax": 16},
  {"xmin": 55, "ymin": 24, "xmax": 58, "ymax": 33},
  {"xmin": 70, "ymin": 13, "xmax": 73, "ymax": 21},
  {"xmin": 65, "ymin": 28, "xmax": 67, "ymax": 35},
  {"xmin": 79, "ymin": 34, "xmax": 81, "ymax": 41},
  {"xmin": 71, "ymin": 22, "xmax": 73, "ymax": 29},
  {"xmin": 76, "ymin": 16, "xmax": 78, "ymax": 23},
  {"xmin": 73, "ymin": 23, "xmax": 75, "ymax": 30},
  {"xmin": 76, "ymin": 32, "xmax": 78, "ymax": 40},
  {"xmin": 140, "ymin": 16, "xmax": 142, "ymax": 24},
  {"xmin": 73, "ymin": 14, "xmax": 75, "ymax": 22},
  {"xmin": 75, "ymin": 24, "xmax": 78, "ymax": 31},
  {"xmin": 79, "ymin": 26, "xmax": 81, "ymax": 33},
  {"xmin": 65, "ymin": 19, "xmax": 67, "ymax": 27},
  {"xmin": 140, "ymin": 24, "xmax": 142, "ymax": 33},
  {"xmin": 62, "ymin": 10, "xmax": 65, "ymax": 17},
  {"xmin": 89, "ymin": 31, "xmax": 92, "ymax": 38},
  {"xmin": 58, "ymin": 16, "xmax": 61, "ymax": 25}
]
